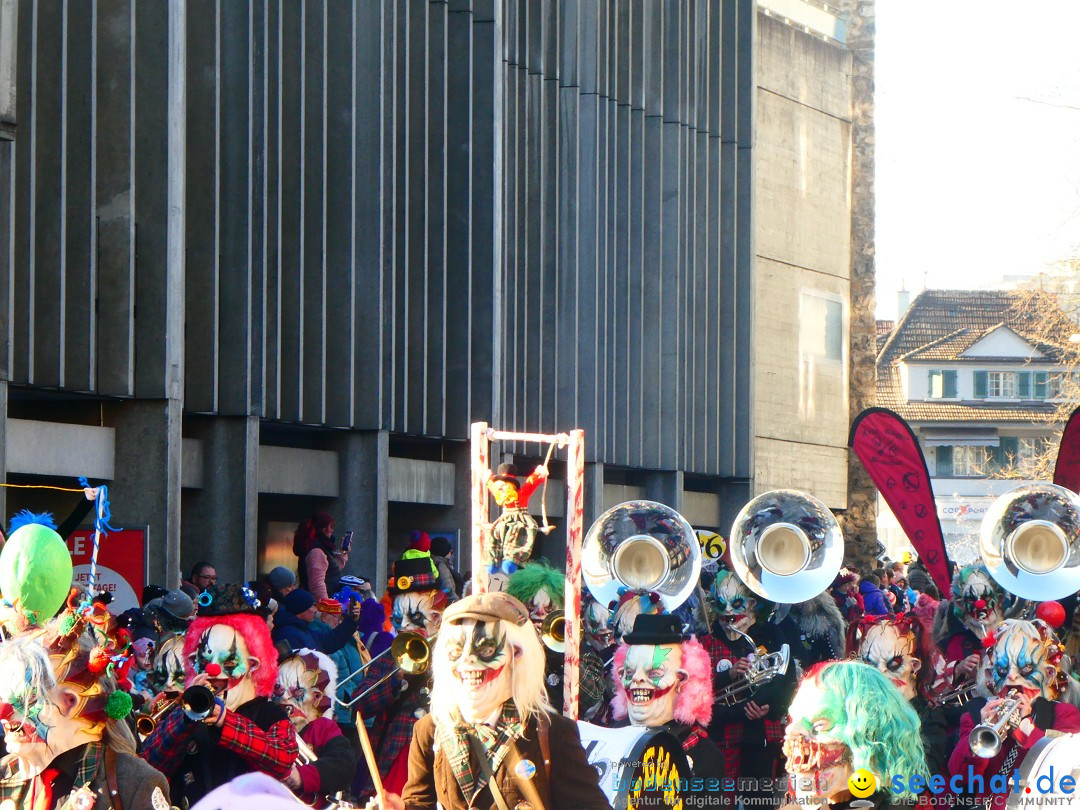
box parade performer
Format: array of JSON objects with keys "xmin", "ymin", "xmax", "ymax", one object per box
[
  {"xmin": 933, "ymin": 565, "xmax": 1014, "ymax": 688},
  {"xmin": 482, "ymin": 462, "xmax": 549, "ymax": 575},
  {"xmin": 274, "ymin": 649, "xmax": 357, "ymax": 804},
  {"xmin": 849, "ymin": 612, "xmax": 950, "ymax": 775},
  {"xmin": 611, "ymin": 613, "xmax": 725, "ymax": 796},
  {"xmin": 365, "ymin": 591, "xmax": 610, "ymax": 810},
  {"xmin": 786, "ymin": 592, "xmax": 846, "ymax": 668},
  {"xmin": 353, "ymin": 557, "xmax": 446, "ymax": 799},
  {"xmin": 141, "ymin": 583, "xmax": 298, "ymax": 807},
  {"xmin": 505, "ymin": 562, "xmax": 605, "ymax": 715},
  {"xmin": 0, "ymin": 592, "xmax": 171, "ymax": 809},
  {"xmin": 782, "ymin": 660, "xmax": 928, "ymax": 809},
  {"xmin": 701, "ymin": 570, "xmax": 797, "ymax": 805},
  {"xmin": 947, "ymin": 618, "xmax": 1080, "ymax": 809}
]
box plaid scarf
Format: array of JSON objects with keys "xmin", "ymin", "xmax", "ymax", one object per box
[
  {"xmin": 437, "ymin": 703, "xmax": 525, "ymax": 805},
  {"xmin": 0, "ymin": 741, "xmax": 104, "ymax": 810}
]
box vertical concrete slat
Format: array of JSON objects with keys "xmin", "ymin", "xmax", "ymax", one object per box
[{"xmin": 301, "ymin": 0, "xmax": 326, "ymax": 425}]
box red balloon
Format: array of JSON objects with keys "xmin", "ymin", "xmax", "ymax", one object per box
[{"xmin": 1037, "ymin": 601, "xmax": 1066, "ymax": 629}]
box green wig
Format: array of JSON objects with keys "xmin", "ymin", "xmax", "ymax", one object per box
[
  {"xmin": 506, "ymin": 560, "xmax": 565, "ymax": 607},
  {"xmin": 794, "ymin": 660, "xmax": 929, "ymax": 797}
]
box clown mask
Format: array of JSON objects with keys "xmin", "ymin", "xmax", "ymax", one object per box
[
  {"xmin": 275, "ymin": 655, "xmax": 330, "ymax": 730},
  {"xmin": 955, "ymin": 568, "xmax": 1005, "ymax": 639},
  {"xmin": 986, "ymin": 620, "xmax": 1064, "ymax": 702},
  {"xmin": 584, "ymin": 601, "xmax": 614, "ymax": 651},
  {"xmin": 783, "ymin": 676, "xmax": 855, "ymax": 803},
  {"xmin": 528, "ymin": 588, "xmax": 555, "ymax": 630},
  {"xmin": 0, "ymin": 643, "xmax": 104, "ymax": 777},
  {"xmin": 712, "ymin": 573, "xmax": 758, "ymax": 642},
  {"xmin": 150, "ymin": 635, "xmax": 187, "ymax": 695},
  {"xmin": 617, "ymin": 644, "xmax": 687, "ymax": 727},
  {"xmin": 392, "ymin": 591, "xmax": 443, "ymax": 637},
  {"xmin": 858, "ymin": 622, "xmax": 921, "ymax": 701},
  {"xmin": 191, "ymin": 623, "xmax": 261, "ymax": 711},
  {"xmin": 444, "ymin": 619, "xmax": 516, "ymax": 723}
]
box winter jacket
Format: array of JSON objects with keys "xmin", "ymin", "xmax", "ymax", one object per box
[
  {"xmin": 272, "ymin": 611, "xmax": 360, "ymax": 656},
  {"xmin": 859, "ymin": 579, "xmax": 890, "ymax": 616},
  {"xmin": 907, "ymin": 560, "xmax": 933, "ymax": 593}
]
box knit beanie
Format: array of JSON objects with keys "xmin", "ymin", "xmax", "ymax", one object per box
[
  {"xmin": 267, "ymin": 566, "xmax": 296, "ymax": 591},
  {"xmin": 282, "ymin": 589, "xmax": 316, "ymax": 616},
  {"xmin": 408, "ymin": 530, "xmax": 431, "ymax": 552},
  {"xmin": 430, "ymin": 535, "xmax": 453, "ymax": 558},
  {"xmin": 192, "ymin": 773, "xmax": 303, "ymax": 810}
]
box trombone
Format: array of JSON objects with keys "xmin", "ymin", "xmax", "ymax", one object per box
[
  {"xmin": 969, "ymin": 689, "xmax": 1022, "ymax": 758},
  {"xmin": 714, "ymin": 644, "xmax": 791, "ymax": 706},
  {"xmin": 335, "ymin": 631, "xmax": 434, "ymax": 710}
]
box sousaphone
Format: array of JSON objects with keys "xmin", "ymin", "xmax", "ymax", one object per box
[
  {"xmin": 582, "ymin": 500, "xmax": 701, "ymax": 611},
  {"xmin": 728, "ymin": 489, "xmax": 845, "ymax": 604},
  {"xmin": 979, "ymin": 483, "xmax": 1080, "ymax": 601}
]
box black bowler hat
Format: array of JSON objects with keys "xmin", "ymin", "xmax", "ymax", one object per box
[
  {"xmin": 492, "ymin": 463, "xmax": 520, "ymax": 485},
  {"xmin": 622, "ymin": 613, "xmax": 691, "ymax": 645}
]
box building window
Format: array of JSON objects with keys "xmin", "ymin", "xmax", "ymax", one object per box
[
  {"xmin": 988, "ymin": 371, "xmax": 1017, "ymax": 398},
  {"xmin": 800, "ymin": 292, "xmax": 844, "ymax": 362},
  {"xmin": 928, "ymin": 369, "xmax": 957, "ymax": 399}
]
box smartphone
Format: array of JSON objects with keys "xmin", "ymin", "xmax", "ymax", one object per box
[{"xmin": 342, "ymin": 531, "xmax": 354, "ymax": 552}]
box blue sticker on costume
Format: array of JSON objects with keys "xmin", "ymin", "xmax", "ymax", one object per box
[{"xmin": 515, "ymin": 759, "xmax": 537, "ymax": 780}]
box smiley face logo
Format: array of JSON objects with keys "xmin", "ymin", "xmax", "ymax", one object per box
[{"xmin": 848, "ymin": 769, "xmax": 877, "ymax": 798}]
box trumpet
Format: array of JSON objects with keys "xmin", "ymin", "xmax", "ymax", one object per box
[
  {"xmin": 969, "ymin": 689, "xmax": 1022, "ymax": 758},
  {"xmin": 714, "ymin": 644, "xmax": 791, "ymax": 706},
  {"xmin": 938, "ymin": 681, "xmax": 980, "ymax": 707},
  {"xmin": 540, "ymin": 611, "xmax": 565, "ymax": 653},
  {"xmin": 135, "ymin": 684, "xmax": 218, "ymax": 736},
  {"xmin": 296, "ymin": 735, "xmax": 319, "ymax": 765}
]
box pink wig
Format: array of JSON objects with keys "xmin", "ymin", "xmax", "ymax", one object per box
[
  {"xmin": 611, "ymin": 636, "xmax": 714, "ymax": 726},
  {"xmin": 183, "ymin": 613, "xmax": 279, "ymax": 698}
]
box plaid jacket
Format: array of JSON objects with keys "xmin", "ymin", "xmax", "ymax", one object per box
[
  {"xmin": 700, "ymin": 625, "xmax": 794, "ymax": 782},
  {"xmin": 141, "ymin": 696, "xmax": 297, "ymax": 807},
  {"xmin": 354, "ymin": 655, "xmax": 428, "ymax": 794}
]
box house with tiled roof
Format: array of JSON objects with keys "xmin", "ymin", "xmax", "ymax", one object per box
[{"xmin": 875, "ymin": 289, "xmax": 1076, "ymax": 559}]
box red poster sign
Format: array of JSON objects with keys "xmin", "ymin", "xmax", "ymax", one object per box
[
  {"xmin": 1054, "ymin": 406, "xmax": 1080, "ymax": 494},
  {"xmin": 67, "ymin": 528, "xmax": 148, "ymax": 615},
  {"xmin": 849, "ymin": 408, "xmax": 952, "ymax": 597}
]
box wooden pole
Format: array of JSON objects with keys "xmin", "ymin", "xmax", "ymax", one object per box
[
  {"xmin": 355, "ymin": 710, "xmax": 386, "ymax": 804},
  {"xmin": 563, "ymin": 429, "xmax": 586, "ymax": 719}
]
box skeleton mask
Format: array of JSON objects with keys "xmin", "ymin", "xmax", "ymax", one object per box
[
  {"xmin": 712, "ymin": 573, "xmax": 758, "ymax": 642},
  {"xmin": 391, "ymin": 591, "xmax": 443, "ymax": 637},
  {"xmin": 0, "ymin": 637, "xmax": 105, "ymax": 777},
  {"xmin": 616, "ymin": 644, "xmax": 687, "ymax": 727},
  {"xmin": 955, "ymin": 567, "xmax": 1005, "ymax": 639},
  {"xmin": 783, "ymin": 675, "xmax": 855, "ymax": 802},
  {"xmin": 443, "ymin": 618, "xmax": 516, "ymax": 723},
  {"xmin": 190, "ymin": 624, "xmax": 261, "ymax": 711},
  {"xmin": 584, "ymin": 601, "xmax": 614, "ymax": 651},
  {"xmin": 986, "ymin": 619, "xmax": 1065, "ymax": 701},
  {"xmin": 274, "ymin": 654, "xmax": 331, "ymax": 730},
  {"xmin": 150, "ymin": 635, "xmax": 187, "ymax": 695},
  {"xmin": 858, "ymin": 622, "xmax": 921, "ymax": 701}
]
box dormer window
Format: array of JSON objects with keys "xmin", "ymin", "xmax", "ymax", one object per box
[
  {"xmin": 987, "ymin": 371, "xmax": 1017, "ymax": 398},
  {"xmin": 928, "ymin": 370, "xmax": 957, "ymax": 399}
]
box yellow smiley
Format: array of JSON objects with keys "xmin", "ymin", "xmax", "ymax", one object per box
[{"xmin": 848, "ymin": 769, "xmax": 877, "ymax": 798}]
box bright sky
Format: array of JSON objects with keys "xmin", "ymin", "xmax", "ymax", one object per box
[{"xmin": 875, "ymin": 1, "xmax": 1080, "ymax": 320}]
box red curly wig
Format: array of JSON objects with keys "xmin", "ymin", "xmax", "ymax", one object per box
[{"xmin": 183, "ymin": 613, "xmax": 279, "ymax": 698}]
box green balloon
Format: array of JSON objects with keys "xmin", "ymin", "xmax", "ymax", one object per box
[{"xmin": 0, "ymin": 523, "xmax": 73, "ymax": 624}]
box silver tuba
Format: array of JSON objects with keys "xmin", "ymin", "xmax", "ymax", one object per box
[
  {"xmin": 728, "ymin": 490, "xmax": 845, "ymax": 604},
  {"xmin": 582, "ymin": 500, "xmax": 701, "ymax": 611},
  {"xmin": 979, "ymin": 483, "xmax": 1080, "ymax": 601}
]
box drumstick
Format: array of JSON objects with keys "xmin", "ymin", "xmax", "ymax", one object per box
[{"xmin": 355, "ymin": 709, "xmax": 386, "ymax": 805}]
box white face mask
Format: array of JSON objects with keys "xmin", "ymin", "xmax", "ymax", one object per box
[
  {"xmin": 712, "ymin": 574, "xmax": 758, "ymax": 641},
  {"xmin": 617, "ymin": 644, "xmax": 686, "ymax": 727},
  {"xmin": 444, "ymin": 619, "xmax": 517, "ymax": 724},
  {"xmin": 275, "ymin": 657, "xmax": 326, "ymax": 730},
  {"xmin": 859, "ymin": 623, "xmax": 921, "ymax": 701},
  {"xmin": 392, "ymin": 592, "xmax": 443, "ymax": 637},
  {"xmin": 190, "ymin": 624, "xmax": 260, "ymax": 711}
]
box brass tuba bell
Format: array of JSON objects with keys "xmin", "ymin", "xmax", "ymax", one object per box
[
  {"xmin": 540, "ymin": 610, "xmax": 566, "ymax": 653},
  {"xmin": 581, "ymin": 500, "xmax": 701, "ymax": 611},
  {"xmin": 728, "ymin": 490, "xmax": 844, "ymax": 604},
  {"xmin": 979, "ymin": 483, "xmax": 1080, "ymax": 601}
]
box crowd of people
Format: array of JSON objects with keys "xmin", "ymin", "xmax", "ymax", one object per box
[{"xmin": 2, "ymin": 498, "xmax": 1080, "ymax": 810}]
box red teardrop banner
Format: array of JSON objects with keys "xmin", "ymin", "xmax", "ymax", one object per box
[
  {"xmin": 849, "ymin": 407, "xmax": 952, "ymax": 597},
  {"xmin": 1053, "ymin": 406, "xmax": 1080, "ymax": 494}
]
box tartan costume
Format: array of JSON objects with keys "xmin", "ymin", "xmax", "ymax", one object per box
[
  {"xmin": 701, "ymin": 621, "xmax": 795, "ymax": 796},
  {"xmin": 141, "ymin": 695, "xmax": 297, "ymax": 807},
  {"xmin": 435, "ymin": 702, "xmax": 525, "ymax": 803}
]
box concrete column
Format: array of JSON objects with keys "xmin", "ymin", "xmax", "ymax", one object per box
[
  {"xmin": 644, "ymin": 470, "xmax": 684, "ymax": 512},
  {"xmin": 111, "ymin": 399, "xmax": 183, "ymax": 588},
  {"xmin": 583, "ymin": 461, "xmax": 605, "ymax": 530},
  {"xmin": 444, "ymin": 440, "xmax": 473, "ymax": 575},
  {"xmin": 717, "ymin": 479, "xmax": 754, "ymax": 536},
  {"xmin": 181, "ymin": 416, "xmax": 259, "ymax": 584},
  {"xmin": 334, "ymin": 429, "xmax": 388, "ymax": 595}
]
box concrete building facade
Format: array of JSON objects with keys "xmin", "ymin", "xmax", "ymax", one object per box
[{"xmin": 0, "ymin": 0, "xmax": 873, "ymax": 592}]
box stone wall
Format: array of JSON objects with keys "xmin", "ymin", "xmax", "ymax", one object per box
[{"xmin": 835, "ymin": 0, "xmax": 879, "ymax": 568}]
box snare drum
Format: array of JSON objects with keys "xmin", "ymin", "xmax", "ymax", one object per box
[
  {"xmin": 1007, "ymin": 733, "xmax": 1080, "ymax": 808},
  {"xmin": 577, "ymin": 722, "xmax": 691, "ymax": 810}
]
